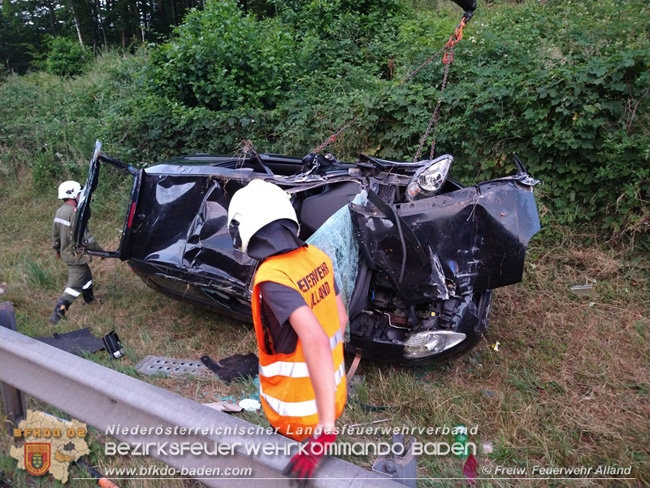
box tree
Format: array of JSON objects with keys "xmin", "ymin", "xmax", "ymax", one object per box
[{"xmin": 0, "ymin": 0, "xmax": 209, "ymax": 73}]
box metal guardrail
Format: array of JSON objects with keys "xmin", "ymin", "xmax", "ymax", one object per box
[
  {"xmin": 0, "ymin": 326, "xmax": 405, "ymax": 487},
  {"xmin": 0, "ymin": 303, "xmax": 26, "ymax": 432}
]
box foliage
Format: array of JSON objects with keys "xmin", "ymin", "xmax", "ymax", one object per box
[
  {"xmin": 1, "ymin": 0, "xmax": 207, "ymax": 74},
  {"xmin": 272, "ymin": 0, "xmax": 406, "ymax": 75},
  {"xmin": 148, "ymin": 0, "xmax": 298, "ymax": 111},
  {"xmin": 1, "ymin": 0, "xmax": 648, "ymax": 239},
  {"xmin": 0, "ymin": 0, "xmax": 44, "ymax": 73},
  {"xmin": 45, "ymin": 36, "xmax": 89, "ymax": 76},
  {"xmin": 432, "ymin": 0, "xmax": 650, "ymax": 233},
  {"xmin": 0, "ymin": 51, "xmax": 148, "ymax": 191}
]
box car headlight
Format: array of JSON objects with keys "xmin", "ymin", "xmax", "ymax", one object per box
[
  {"xmin": 403, "ymin": 330, "xmax": 466, "ymax": 359},
  {"xmin": 406, "ymin": 155, "xmax": 453, "ymax": 201}
]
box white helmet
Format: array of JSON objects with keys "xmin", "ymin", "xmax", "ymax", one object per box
[
  {"xmin": 58, "ymin": 181, "xmax": 82, "ymax": 200},
  {"xmin": 227, "ymin": 180, "xmax": 298, "ymax": 254}
]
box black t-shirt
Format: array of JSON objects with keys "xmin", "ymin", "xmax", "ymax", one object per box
[
  {"xmin": 259, "ymin": 279, "xmax": 339, "ymax": 355},
  {"xmin": 249, "ymin": 220, "xmax": 339, "ymax": 355}
]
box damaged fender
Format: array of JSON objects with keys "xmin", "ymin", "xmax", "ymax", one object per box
[{"xmin": 349, "ymin": 176, "xmax": 540, "ymax": 301}]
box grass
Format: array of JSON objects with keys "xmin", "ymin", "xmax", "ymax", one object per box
[{"xmin": 1, "ymin": 168, "xmax": 649, "ymax": 487}]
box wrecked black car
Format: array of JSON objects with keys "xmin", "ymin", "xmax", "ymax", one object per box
[{"xmin": 75, "ymin": 141, "xmax": 540, "ymax": 366}]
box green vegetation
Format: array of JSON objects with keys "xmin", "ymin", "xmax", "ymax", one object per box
[
  {"xmin": 440, "ymin": 1, "xmax": 650, "ymax": 233},
  {"xmin": 1, "ymin": 0, "xmax": 648, "ymax": 235},
  {"xmin": 45, "ymin": 36, "xmax": 90, "ymax": 77},
  {"xmin": 149, "ymin": 1, "xmax": 299, "ymax": 111},
  {"xmin": 1, "ymin": 1, "xmax": 649, "ymax": 486},
  {"xmin": 0, "ymin": 0, "xmax": 206, "ymax": 74}
]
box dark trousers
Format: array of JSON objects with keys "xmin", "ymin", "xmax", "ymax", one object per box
[{"xmin": 59, "ymin": 264, "xmax": 94, "ymax": 304}]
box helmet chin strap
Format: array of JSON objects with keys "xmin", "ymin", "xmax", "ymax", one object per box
[{"xmin": 228, "ymin": 219, "xmax": 243, "ymax": 250}]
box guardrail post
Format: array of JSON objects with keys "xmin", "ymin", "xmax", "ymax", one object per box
[
  {"xmin": 0, "ymin": 302, "xmax": 27, "ymax": 433},
  {"xmin": 372, "ymin": 434, "xmax": 418, "ymax": 487}
]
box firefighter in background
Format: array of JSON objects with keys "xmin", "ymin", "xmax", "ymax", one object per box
[
  {"xmin": 227, "ymin": 180, "xmax": 347, "ymax": 482},
  {"xmin": 50, "ymin": 181, "xmax": 102, "ymax": 323}
]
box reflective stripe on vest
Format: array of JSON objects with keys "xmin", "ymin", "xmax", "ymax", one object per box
[
  {"xmin": 258, "ymin": 330, "xmax": 343, "ymax": 379},
  {"xmin": 330, "ymin": 329, "xmax": 343, "ymax": 351},
  {"xmin": 54, "ymin": 217, "xmax": 71, "ymax": 226},
  {"xmin": 260, "ymin": 362, "xmax": 346, "ymax": 418},
  {"xmin": 260, "ymin": 394, "xmax": 318, "ymax": 418},
  {"xmin": 259, "ymin": 361, "xmax": 309, "ymax": 379}
]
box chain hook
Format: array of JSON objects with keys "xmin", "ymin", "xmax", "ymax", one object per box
[{"xmin": 443, "ymin": 17, "xmax": 467, "ymax": 64}]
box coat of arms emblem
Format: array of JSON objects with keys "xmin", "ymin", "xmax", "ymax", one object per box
[{"xmin": 25, "ymin": 443, "xmax": 51, "ymax": 476}]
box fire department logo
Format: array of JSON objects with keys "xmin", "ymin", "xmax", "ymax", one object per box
[
  {"xmin": 25, "ymin": 443, "xmax": 51, "ymax": 476},
  {"xmin": 10, "ymin": 410, "xmax": 90, "ymax": 483}
]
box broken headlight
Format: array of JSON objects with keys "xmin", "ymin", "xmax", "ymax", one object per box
[
  {"xmin": 406, "ymin": 155, "xmax": 453, "ymax": 201},
  {"xmin": 403, "ymin": 330, "xmax": 466, "ymax": 359}
]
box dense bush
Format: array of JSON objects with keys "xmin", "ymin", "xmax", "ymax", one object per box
[
  {"xmin": 0, "ymin": 52, "xmax": 147, "ymax": 189},
  {"xmin": 435, "ymin": 0, "xmax": 650, "ymax": 232},
  {"xmin": 148, "ymin": 1, "xmax": 298, "ymax": 111},
  {"xmin": 46, "ymin": 37, "xmax": 89, "ymax": 77},
  {"xmin": 1, "ymin": 0, "xmax": 648, "ymax": 238}
]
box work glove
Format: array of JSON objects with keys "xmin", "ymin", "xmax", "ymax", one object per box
[{"xmin": 283, "ymin": 432, "xmax": 336, "ymax": 486}]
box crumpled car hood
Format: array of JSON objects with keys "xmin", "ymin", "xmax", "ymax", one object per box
[{"xmin": 349, "ymin": 176, "xmax": 540, "ymax": 302}]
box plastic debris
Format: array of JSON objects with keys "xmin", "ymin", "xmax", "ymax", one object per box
[
  {"xmin": 570, "ymin": 284, "xmax": 595, "ymax": 296},
  {"xmin": 492, "ymin": 341, "xmax": 500, "ymax": 352},
  {"xmin": 482, "ymin": 441, "xmax": 494, "ymax": 454},
  {"xmin": 454, "ymin": 425, "xmax": 469, "ymax": 458},
  {"xmin": 200, "ymin": 353, "xmax": 258, "ymax": 384},
  {"xmin": 462, "ymin": 454, "xmax": 478, "ymax": 484},
  {"xmin": 102, "ymin": 330, "xmax": 124, "ymax": 359},
  {"xmin": 36, "ymin": 328, "xmax": 104, "ymax": 356},
  {"xmin": 238, "ymin": 399, "xmax": 261, "ymax": 411},
  {"xmin": 0, "ymin": 302, "xmax": 17, "ymax": 330}
]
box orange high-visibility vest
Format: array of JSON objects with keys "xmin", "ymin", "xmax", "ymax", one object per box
[{"xmin": 251, "ymin": 245, "xmax": 346, "ymax": 441}]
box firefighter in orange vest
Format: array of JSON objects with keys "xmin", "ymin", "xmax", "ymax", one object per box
[{"xmin": 227, "ymin": 179, "xmax": 347, "ymax": 482}]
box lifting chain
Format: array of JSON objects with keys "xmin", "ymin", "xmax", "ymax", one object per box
[
  {"xmin": 311, "ymin": 115, "xmax": 359, "ymax": 154},
  {"xmin": 312, "ymin": 15, "xmax": 471, "ymax": 161},
  {"xmin": 413, "ymin": 17, "xmax": 467, "ymax": 162}
]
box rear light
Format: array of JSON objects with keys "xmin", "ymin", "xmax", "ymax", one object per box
[{"xmin": 127, "ymin": 202, "xmax": 137, "ymax": 228}]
